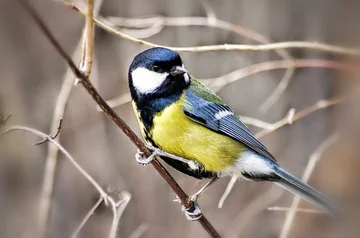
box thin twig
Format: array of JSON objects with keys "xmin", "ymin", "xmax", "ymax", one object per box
[
  {"xmin": 1, "ymin": 126, "xmax": 109, "ymax": 199},
  {"xmin": 109, "ymin": 191, "xmax": 132, "ymax": 238},
  {"xmin": 218, "ymin": 176, "xmax": 237, "ymax": 208},
  {"xmin": 226, "ymin": 185, "xmax": 284, "ymax": 238},
  {"xmin": 37, "ymin": 1, "xmax": 104, "ymax": 237},
  {"xmin": 279, "ymin": 135, "xmax": 338, "ymax": 238},
  {"xmin": 206, "ymin": 59, "xmax": 360, "ymax": 92},
  {"xmin": 267, "ymin": 206, "xmax": 323, "ymax": 214},
  {"xmin": 59, "ymin": 2, "xmax": 360, "ymax": 55},
  {"xmin": 200, "ymin": 0, "xmax": 216, "ymax": 24},
  {"xmin": 259, "ymin": 66, "xmax": 294, "ymax": 114},
  {"xmin": 239, "ymin": 116, "xmax": 273, "ymax": 130},
  {"xmin": 1, "ymin": 125, "xmax": 126, "ymax": 238},
  {"xmin": 24, "ymin": 2, "xmax": 221, "ymax": 237},
  {"xmin": 35, "ymin": 118, "xmax": 63, "ymax": 145},
  {"xmin": 71, "ymin": 197, "xmax": 105, "ymax": 238},
  {"xmin": 256, "ymin": 97, "xmax": 343, "ymax": 138},
  {"xmin": 128, "ymin": 224, "xmax": 148, "ymax": 238}
]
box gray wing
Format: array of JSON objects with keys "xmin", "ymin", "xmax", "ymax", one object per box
[{"xmin": 183, "ymin": 91, "xmax": 277, "ymax": 162}]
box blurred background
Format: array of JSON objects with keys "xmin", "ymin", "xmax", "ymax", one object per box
[{"xmin": 1, "ymin": 0, "xmax": 360, "ymax": 237}]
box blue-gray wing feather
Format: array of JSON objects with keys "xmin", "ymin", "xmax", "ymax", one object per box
[{"xmin": 183, "ymin": 91, "xmax": 277, "ymax": 162}]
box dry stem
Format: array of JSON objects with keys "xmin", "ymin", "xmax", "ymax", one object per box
[
  {"xmin": 37, "ymin": 1, "xmax": 103, "ymax": 237},
  {"xmin": 279, "ymin": 135, "xmax": 338, "ymax": 238},
  {"xmin": 59, "ymin": 1, "xmax": 360, "ymax": 55}
]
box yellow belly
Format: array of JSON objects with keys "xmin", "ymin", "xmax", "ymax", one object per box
[{"xmin": 151, "ymin": 95, "xmax": 244, "ymax": 172}]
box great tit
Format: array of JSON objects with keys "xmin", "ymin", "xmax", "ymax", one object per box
[{"xmin": 128, "ymin": 47, "xmax": 336, "ymax": 218}]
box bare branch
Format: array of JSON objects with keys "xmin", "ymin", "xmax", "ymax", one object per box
[
  {"xmin": 59, "ymin": 2, "xmax": 360, "ymax": 55},
  {"xmin": 35, "ymin": 118, "xmax": 63, "ymax": 145},
  {"xmin": 129, "ymin": 224, "xmax": 148, "ymax": 238},
  {"xmin": 239, "ymin": 116, "xmax": 273, "ymax": 130},
  {"xmin": 109, "ymin": 191, "xmax": 131, "ymax": 238},
  {"xmin": 259, "ymin": 65, "xmax": 295, "ymax": 114},
  {"xmin": 1, "ymin": 125, "xmax": 129, "ymax": 238},
  {"xmin": 199, "ymin": 0, "xmax": 217, "ymax": 23},
  {"xmin": 2, "ymin": 125, "xmax": 109, "ymax": 197},
  {"xmin": 218, "ymin": 176, "xmax": 237, "ymax": 208},
  {"xmin": 206, "ymin": 59, "xmax": 360, "ymax": 92},
  {"xmin": 23, "ymin": 1, "xmax": 221, "ymax": 237},
  {"xmin": 267, "ymin": 206, "xmax": 323, "ymax": 214},
  {"xmin": 256, "ymin": 97, "xmax": 343, "ymax": 138},
  {"xmin": 37, "ymin": 1, "xmax": 104, "ymax": 237},
  {"xmin": 71, "ymin": 197, "xmax": 105, "ymax": 238},
  {"xmin": 279, "ymin": 135, "xmax": 339, "ymax": 238},
  {"xmin": 226, "ymin": 185, "xmax": 284, "ymax": 238}
]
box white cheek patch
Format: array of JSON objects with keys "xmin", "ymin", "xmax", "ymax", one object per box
[{"xmin": 131, "ymin": 67, "xmax": 169, "ymax": 94}]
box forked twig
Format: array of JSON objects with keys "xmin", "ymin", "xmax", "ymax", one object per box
[{"xmin": 35, "ymin": 118, "xmax": 63, "ymax": 145}]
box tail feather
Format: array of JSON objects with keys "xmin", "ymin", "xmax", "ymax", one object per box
[{"xmin": 273, "ymin": 166, "xmax": 337, "ymax": 216}]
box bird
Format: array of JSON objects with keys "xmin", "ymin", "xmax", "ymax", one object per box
[{"xmin": 128, "ymin": 47, "xmax": 337, "ymax": 220}]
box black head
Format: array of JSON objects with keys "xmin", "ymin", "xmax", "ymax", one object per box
[{"xmin": 128, "ymin": 47, "xmax": 190, "ymax": 102}]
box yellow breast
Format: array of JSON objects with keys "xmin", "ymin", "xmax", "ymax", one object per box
[{"xmin": 150, "ymin": 94, "xmax": 244, "ymax": 172}]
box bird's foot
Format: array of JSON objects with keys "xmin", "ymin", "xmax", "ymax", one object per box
[
  {"xmin": 182, "ymin": 201, "xmax": 202, "ymax": 221},
  {"xmin": 135, "ymin": 147, "xmax": 159, "ymax": 165},
  {"xmin": 136, "ymin": 145, "xmax": 201, "ymax": 169}
]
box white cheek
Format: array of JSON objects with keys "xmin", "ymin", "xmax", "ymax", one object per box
[{"xmin": 131, "ymin": 67, "xmax": 169, "ymax": 94}]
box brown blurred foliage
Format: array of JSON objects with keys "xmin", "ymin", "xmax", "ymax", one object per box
[{"xmin": 1, "ymin": 0, "xmax": 360, "ymax": 238}]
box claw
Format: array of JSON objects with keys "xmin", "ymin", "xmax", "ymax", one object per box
[
  {"xmin": 182, "ymin": 201, "xmax": 202, "ymax": 221},
  {"xmin": 135, "ymin": 149, "xmax": 156, "ymax": 165}
]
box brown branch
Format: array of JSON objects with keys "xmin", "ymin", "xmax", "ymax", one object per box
[{"xmin": 21, "ymin": 1, "xmax": 221, "ymax": 237}]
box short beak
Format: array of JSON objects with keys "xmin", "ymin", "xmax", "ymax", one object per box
[{"xmin": 170, "ymin": 66, "xmax": 187, "ymax": 76}]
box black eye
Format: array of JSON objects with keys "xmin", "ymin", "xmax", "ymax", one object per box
[{"xmin": 151, "ymin": 65, "xmax": 163, "ymax": 73}]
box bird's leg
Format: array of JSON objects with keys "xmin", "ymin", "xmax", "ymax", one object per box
[
  {"xmin": 188, "ymin": 177, "xmax": 218, "ymax": 202},
  {"xmin": 181, "ymin": 177, "xmax": 218, "ymax": 221},
  {"xmin": 136, "ymin": 145, "xmax": 201, "ymax": 170}
]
